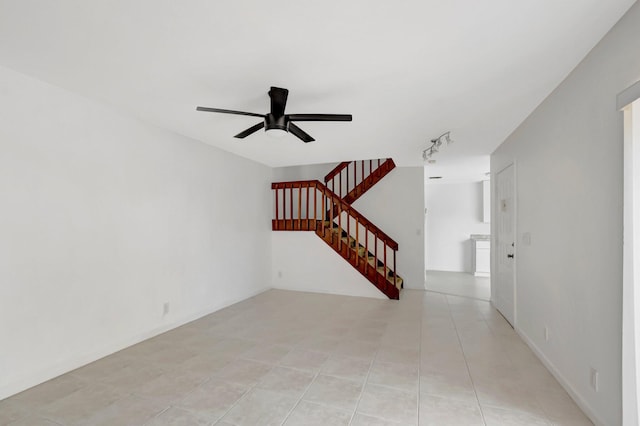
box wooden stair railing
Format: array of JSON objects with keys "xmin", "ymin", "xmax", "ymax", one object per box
[
  {"xmin": 272, "ymin": 180, "xmax": 402, "ymax": 299},
  {"xmin": 324, "ymin": 158, "xmax": 396, "ymax": 205}
]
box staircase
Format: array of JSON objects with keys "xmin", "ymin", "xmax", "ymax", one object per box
[{"xmin": 272, "ymin": 158, "xmax": 402, "ymax": 299}]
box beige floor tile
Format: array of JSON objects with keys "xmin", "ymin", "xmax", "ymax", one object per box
[
  {"xmin": 145, "ymin": 345, "xmax": 198, "ymax": 368},
  {"xmin": 279, "ymin": 349, "xmax": 328, "ymax": 372},
  {"xmin": 357, "ymin": 384, "xmax": 418, "ymax": 425},
  {"xmin": 171, "ymin": 353, "xmax": 232, "ymax": 378},
  {"xmin": 3, "ymin": 415, "xmax": 61, "ymax": 426},
  {"xmin": 351, "ymin": 413, "xmax": 411, "ymax": 426},
  {"xmin": 238, "ymin": 344, "xmax": 292, "ymax": 364},
  {"xmin": 267, "ymin": 331, "xmax": 307, "ymax": 346},
  {"xmin": 38, "ymin": 383, "xmax": 123, "ymax": 425},
  {"xmin": 80, "ymin": 394, "xmax": 167, "ymax": 426},
  {"xmin": 145, "ymin": 406, "xmax": 212, "ymax": 425},
  {"xmin": 220, "ymin": 388, "xmax": 298, "ymax": 426},
  {"xmin": 210, "ymin": 338, "xmax": 256, "ymax": 358},
  {"xmin": 8, "ymin": 374, "xmax": 87, "ymax": 408},
  {"xmin": 368, "ymin": 360, "xmax": 419, "ymax": 393},
  {"xmin": 302, "ymin": 374, "xmax": 363, "ymax": 411},
  {"xmin": 481, "ymin": 405, "xmax": 550, "ymax": 425},
  {"xmin": 283, "ymin": 400, "xmax": 352, "ymax": 426},
  {"xmin": 376, "ymin": 345, "xmax": 420, "ymax": 366},
  {"xmin": 474, "ymin": 379, "xmax": 546, "ymax": 417},
  {"xmin": 0, "ymin": 400, "xmax": 31, "ymax": 425},
  {"xmin": 348, "ymin": 327, "xmax": 385, "ymax": 343},
  {"xmin": 69, "ymin": 354, "xmax": 132, "ymax": 382},
  {"xmin": 320, "ymin": 355, "xmax": 372, "ymax": 383},
  {"xmin": 256, "ymin": 366, "xmax": 315, "ymax": 397},
  {"xmin": 419, "ymin": 394, "xmax": 484, "ymax": 426},
  {"xmin": 517, "ymin": 363, "xmax": 563, "ymax": 391},
  {"xmin": 534, "ymin": 389, "xmax": 593, "ymax": 425},
  {"xmin": 1, "ymin": 288, "xmax": 593, "ymax": 426},
  {"xmin": 420, "ymin": 370, "xmax": 477, "ymax": 403},
  {"xmin": 295, "ymin": 335, "xmax": 342, "ymax": 353},
  {"xmin": 99, "ymin": 364, "xmax": 165, "ymax": 390},
  {"xmin": 174, "ymin": 379, "xmax": 248, "ymax": 420},
  {"xmin": 332, "ymin": 339, "xmax": 379, "ymax": 360},
  {"xmin": 211, "ymin": 358, "xmax": 273, "ymax": 386},
  {"xmin": 132, "ymin": 370, "xmax": 207, "ymax": 404},
  {"xmin": 420, "ymin": 350, "xmax": 468, "ymax": 376}
]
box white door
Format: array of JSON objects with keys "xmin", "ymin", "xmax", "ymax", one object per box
[{"xmin": 495, "ymin": 163, "xmax": 515, "ymax": 326}]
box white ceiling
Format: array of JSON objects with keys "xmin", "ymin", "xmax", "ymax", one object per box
[{"xmin": 0, "ymin": 1, "xmax": 635, "ymax": 171}]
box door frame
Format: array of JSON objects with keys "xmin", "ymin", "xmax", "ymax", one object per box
[
  {"xmin": 492, "ymin": 161, "xmax": 517, "ymax": 328},
  {"xmin": 620, "ymin": 83, "xmax": 640, "ymax": 426}
]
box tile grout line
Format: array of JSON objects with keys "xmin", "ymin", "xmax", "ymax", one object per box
[
  {"xmin": 444, "ymin": 294, "xmax": 488, "ymax": 426},
  {"xmin": 346, "ymin": 340, "xmax": 378, "ymax": 425},
  {"xmin": 277, "ymin": 366, "xmax": 324, "ymax": 425},
  {"xmin": 204, "ymin": 364, "xmax": 273, "ymax": 425},
  {"xmin": 424, "ymin": 288, "xmax": 489, "ymax": 302}
]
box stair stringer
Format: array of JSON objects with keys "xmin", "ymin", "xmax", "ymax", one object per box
[
  {"xmin": 341, "ymin": 158, "xmax": 396, "ymax": 204},
  {"xmin": 324, "ymin": 158, "xmax": 396, "ymax": 218}
]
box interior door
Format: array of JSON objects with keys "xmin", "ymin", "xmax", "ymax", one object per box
[{"xmin": 495, "ymin": 163, "xmax": 515, "ymax": 326}]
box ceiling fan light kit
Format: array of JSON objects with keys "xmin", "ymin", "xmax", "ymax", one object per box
[{"xmin": 197, "ymin": 86, "xmax": 352, "ymax": 143}]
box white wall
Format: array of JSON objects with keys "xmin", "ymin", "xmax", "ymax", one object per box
[
  {"xmin": 425, "ymin": 181, "xmax": 490, "ymax": 272},
  {"xmin": 352, "ymin": 167, "xmax": 425, "ymax": 290},
  {"xmin": 0, "ymin": 65, "xmax": 272, "ymax": 399},
  {"xmin": 272, "ymin": 162, "xmax": 336, "ymax": 182},
  {"xmin": 491, "ymin": 4, "xmax": 640, "ymax": 425},
  {"xmin": 272, "ymin": 232, "xmax": 386, "ymax": 299}
]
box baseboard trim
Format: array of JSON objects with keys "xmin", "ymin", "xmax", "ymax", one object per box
[
  {"xmin": 516, "ymin": 329, "xmax": 607, "ymax": 426},
  {"xmin": 272, "ymin": 284, "xmax": 387, "ymax": 300},
  {"xmin": 0, "ymin": 286, "xmax": 270, "ymax": 401}
]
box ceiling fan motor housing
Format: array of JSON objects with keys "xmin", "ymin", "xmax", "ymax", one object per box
[{"xmin": 265, "ymin": 113, "xmax": 288, "ymax": 132}]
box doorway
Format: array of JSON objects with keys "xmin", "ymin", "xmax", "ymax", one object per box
[
  {"xmin": 494, "ymin": 163, "xmax": 516, "ymax": 326},
  {"xmin": 423, "ymin": 159, "xmax": 491, "ymax": 300}
]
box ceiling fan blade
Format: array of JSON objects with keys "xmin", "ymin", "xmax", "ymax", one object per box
[
  {"xmin": 269, "ymin": 87, "xmax": 289, "ymax": 117},
  {"xmin": 196, "ymin": 106, "xmax": 265, "ymax": 118},
  {"xmin": 234, "ymin": 121, "xmax": 265, "ymax": 138},
  {"xmin": 287, "ymin": 114, "xmax": 352, "ymax": 122},
  {"xmin": 288, "ymin": 123, "xmax": 315, "ymax": 143}
]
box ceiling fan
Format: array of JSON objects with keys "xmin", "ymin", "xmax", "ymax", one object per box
[{"xmin": 196, "ymin": 86, "xmax": 352, "ymax": 143}]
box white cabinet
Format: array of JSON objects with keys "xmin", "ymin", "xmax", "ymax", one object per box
[{"xmin": 471, "ymin": 235, "xmax": 490, "ymax": 277}]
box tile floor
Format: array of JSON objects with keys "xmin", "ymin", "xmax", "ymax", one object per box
[
  {"xmin": 0, "ymin": 289, "xmax": 592, "ymax": 425},
  {"xmin": 425, "ymin": 271, "xmax": 491, "ymax": 301}
]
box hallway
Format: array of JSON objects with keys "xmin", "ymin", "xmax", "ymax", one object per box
[
  {"xmin": 425, "ymin": 270, "xmax": 491, "ymax": 301},
  {"xmin": 0, "ymin": 289, "xmax": 591, "ymax": 425}
]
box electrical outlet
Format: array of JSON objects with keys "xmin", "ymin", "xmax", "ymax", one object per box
[
  {"xmin": 544, "ymin": 326, "xmax": 549, "ymax": 341},
  {"xmin": 163, "ymin": 302, "xmax": 170, "ymax": 317},
  {"xmin": 590, "ymin": 368, "xmax": 599, "ymax": 392}
]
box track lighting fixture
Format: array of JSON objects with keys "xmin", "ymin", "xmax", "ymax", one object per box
[{"xmin": 423, "ymin": 131, "xmax": 453, "ymax": 161}]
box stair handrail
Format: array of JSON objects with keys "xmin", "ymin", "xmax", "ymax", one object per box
[
  {"xmin": 323, "ymin": 161, "xmax": 351, "ymax": 182},
  {"xmin": 271, "ymin": 179, "xmax": 398, "ymax": 250}
]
